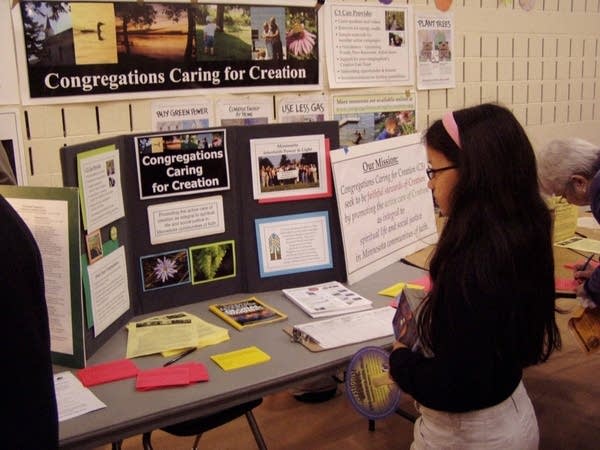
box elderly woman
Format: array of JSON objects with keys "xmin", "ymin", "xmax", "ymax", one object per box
[{"xmin": 537, "ymin": 137, "xmax": 600, "ymax": 304}]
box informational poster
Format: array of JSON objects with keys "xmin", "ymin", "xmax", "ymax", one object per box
[
  {"xmin": 147, "ymin": 195, "xmax": 226, "ymax": 245},
  {"xmin": 0, "ymin": 108, "xmax": 27, "ymax": 184},
  {"xmin": 332, "ymin": 91, "xmax": 416, "ymax": 147},
  {"xmin": 12, "ymin": 1, "xmax": 321, "ymax": 104},
  {"xmin": 76, "ymin": 145, "xmax": 125, "ymax": 232},
  {"xmin": 276, "ymin": 94, "xmax": 329, "ymax": 123},
  {"xmin": 215, "ymin": 95, "xmax": 275, "ymax": 125},
  {"xmin": 255, "ymin": 211, "xmax": 333, "ymax": 278},
  {"xmin": 0, "ymin": 185, "xmax": 84, "ymax": 368},
  {"xmin": 323, "ymin": 2, "xmax": 414, "ymax": 88},
  {"xmin": 415, "ymin": 12, "xmax": 455, "ymax": 90},
  {"xmin": 87, "ymin": 245, "xmax": 130, "ymax": 336},
  {"xmin": 151, "ymin": 98, "xmax": 213, "ymax": 132},
  {"xmin": 134, "ymin": 129, "xmax": 230, "ymax": 200},
  {"xmin": 330, "ymin": 134, "xmax": 437, "ymax": 284}
]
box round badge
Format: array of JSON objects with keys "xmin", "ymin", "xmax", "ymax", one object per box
[{"xmin": 435, "ymin": 0, "xmax": 453, "ymax": 11}]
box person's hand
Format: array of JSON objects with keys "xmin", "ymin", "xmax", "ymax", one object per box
[{"xmin": 573, "ymin": 263, "xmax": 596, "ymax": 284}]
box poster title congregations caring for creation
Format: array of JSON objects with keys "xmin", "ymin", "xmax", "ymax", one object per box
[{"xmin": 16, "ymin": 2, "xmax": 319, "ymax": 101}]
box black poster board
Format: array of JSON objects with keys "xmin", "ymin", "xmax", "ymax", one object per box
[{"xmin": 60, "ymin": 121, "xmax": 343, "ymax": 362}]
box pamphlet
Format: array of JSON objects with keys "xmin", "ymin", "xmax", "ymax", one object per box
[
  {"xmin": 209, "ymin": 296, "xmax": 287, "ymax": 331},
  {"xmin": 392, "ymin": 287, "xmax": 425, "ymax": 352},
  {"xmin": 282, "ymin": 281, "xmax": 372, "ymax": 318}
]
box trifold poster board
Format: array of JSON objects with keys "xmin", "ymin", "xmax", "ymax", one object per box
[
  {"xmin": 330, "ymin": 133, "xmax": 437, "ymax": 284},
  {"xmin": 60, "ymin": 121, "xmax": 344, "ymax": 366},
  {"xmin": 0, "ymin": 185, "xmax": 84, "ymax": 368}
]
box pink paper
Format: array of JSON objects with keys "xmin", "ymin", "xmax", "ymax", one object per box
[
  {"xmin": 77, "ymin": 359, "xmax": 139, "ymax": 387},
  {"xmin": 176, "ymin": 362, "xmax": 210, "ymax": 383},
  {"xmin": 409, "ymin": 275, "xmax": 432, "ymax": 292},
  {"xmin": 555, "ymin": 278, "xmax": 578, "ymax": 292},
  {"xmin": 136, "ymin": 366, "xmax": 191, "ymax": 391}
]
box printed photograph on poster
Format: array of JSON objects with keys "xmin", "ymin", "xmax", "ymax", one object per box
[
  {"xmin": 190, "ymin": 240, "xmax": 236, "ymax": 285},
  {"xmin": 134, "ymin": 129, "xmax": 230, "ymax": 200},
  {"xmin": 86, "ymin": 229, "xmax": 104, "ymax": 264},
  {"xmin": 147, "ymin": 195, "xmax": 226, "ymax": 245},
  {"xmin": 323, "ymin": 2, "xmax": 414, "ymax": 88},
  {"xmin": 255, "ymin": 211, "xmax": 333, "ymax": 278},
  {"xmin": 215, "ymin": 95, "xmax": 274, "ymax": 126},
  {"xmin": 330, "ymin": 135, "xmax": 437, "ymax": 284},
  {"xmin": 249, "ymin": 134, "xmax": 330, "ymax": 202},
  {"xmin": 415, "ymin": 12, "xmax": 455, "ymax": 90},
  {"xmin": 151, "ymin": 98, "xmax": 213, "ymax": 132},
  {"xmin": 276, "ymin": 94, "xmax": 328, "ymax": 123},
  {"xmin": 76, "ymin": 145, "xmax": 125, "ymax": 231},
  {"xmin": 140, "ymin": 248, "xmax": 190, "ymax": 292},
  {"xmin": 333, "ymin": 92, "xmax": 416, "ymax": 147},
  {"xmin": 13, "ymin": 2, "xmax": 320, "ymax": 104}
]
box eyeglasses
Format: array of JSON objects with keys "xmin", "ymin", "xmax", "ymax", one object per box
[{"xmin": 426, "ymin": 165, "xmax": 457, "ymax": 180}]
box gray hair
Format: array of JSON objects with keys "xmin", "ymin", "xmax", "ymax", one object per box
[{"xmin": 536, "ymin": 137, "xmax": 600, "ymax": 196}]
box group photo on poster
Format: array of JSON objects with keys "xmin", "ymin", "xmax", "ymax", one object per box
[{"xmin": 15, "ymin": 1, "xmax": 320, "ymax": 102}]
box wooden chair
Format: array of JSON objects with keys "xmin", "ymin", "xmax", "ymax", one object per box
[{"xmin": 140, "ymin": 398, "xmax": 267, "ymax": 450}]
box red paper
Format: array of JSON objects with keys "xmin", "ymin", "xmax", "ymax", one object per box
[
  {"xmin": 136, "ymin": 366, "xmax": 191, "ymax": 391},
  {"xmin": 409, "ymin": 275, "xmax": 432, "ymax": 292},
  {"xmin": 555, "ymin": 277, "xmax": 578, "ymax": 292},
  {"xmin": 77, "ymin": 359, "xmax": 139, "ymax": 387},
  {"xmin": 177, "ymin": 362, "xmax": 210, "ymax": 383}
]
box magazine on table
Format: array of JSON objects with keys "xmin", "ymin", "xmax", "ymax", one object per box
[
  {"xmin": 282, "ymin": 281, "xmax": 373, "ymax": 318},
  {"xmin": 209, "ymin": 296, "xmax": 287, "ymax": 331}
]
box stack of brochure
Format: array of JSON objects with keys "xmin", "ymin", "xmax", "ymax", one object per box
[
  {"xmin": 125, "ymin": 311, "xmax": 229, "ymax": 359},
  {"xmin": 282, "ymin": 281, "xmax": 373, "ymax": 318}
]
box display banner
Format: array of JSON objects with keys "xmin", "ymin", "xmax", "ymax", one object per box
[{"xmin": 13, "ymin": 1, "xmax": 320, "ymax": 104}]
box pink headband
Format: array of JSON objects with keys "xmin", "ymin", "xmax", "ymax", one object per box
[{"xmin": 441, "ymin": 111, "xmax": 461, "ymax": 148}]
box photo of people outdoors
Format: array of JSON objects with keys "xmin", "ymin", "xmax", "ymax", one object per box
[
  {"xmin": 137, "ymin": 130, "xmax": 225, "ymax": 153},
  {"xmin": 337, "ymin": 109, "xmax": 416, "ymax": 147},
  {"xmin": 19, "ymin": 2, "xmax": 320, "ymax": 99},
  {"xmin": 258, "ymin": 152, "xmax": 320, "ymax": 194}
]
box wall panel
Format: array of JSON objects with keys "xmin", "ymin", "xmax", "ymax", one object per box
[{"xmin": 0, "ymin": 0, "xmax": 597, "ymax": 185}]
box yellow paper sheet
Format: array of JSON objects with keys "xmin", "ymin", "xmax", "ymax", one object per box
[
  {"xmin": 210, "ymin": 346, "xmax": 271, "ymax": 371},
  {"xmin": 555, "ymin": 236, "xmax": 600, "ymax": 253},
  {"xmin": 548, "ymin": 195, "xmax": 579, "ymax": 242},
  {"xmin": 378, "ymin": 282, "xmax": 424, "ymax": 298}
]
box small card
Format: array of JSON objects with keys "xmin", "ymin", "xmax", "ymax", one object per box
[
  {"xmin": 555, "ymin": 277, "xmax": 578, "ymax": 292},
  {"xmin": 77, "ymin": 359, "xmax": 139, "ymax": 387},
  {"xmin": 136, "ymin": 366, "xmax": 191, "ymax": 391},
  {"xmin": 378, "ymin": 282, "xmax": 425, "ymax": 298},
  {"xmin": 176, "ymin": 362, "xmax": 210, "ymax": 383},
  {"xmin": 210, "ymin": 346, "xmax": 271, "ymax": 371}
]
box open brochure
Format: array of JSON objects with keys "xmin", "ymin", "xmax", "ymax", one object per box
[{"xmin": 282, "ymin": 281, "xmax": 372, "ymax": 318}]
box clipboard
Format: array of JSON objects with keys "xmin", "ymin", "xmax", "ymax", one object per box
[
  {"xmin": 283, "ymin": 307, "xmax": 397, "ymax": 352},
  {"xmin": 284, "ymin": 326, "xmax": 326, "ymax": 352}
]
